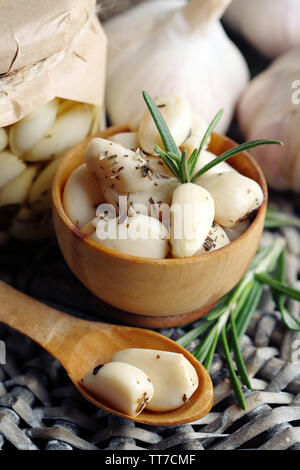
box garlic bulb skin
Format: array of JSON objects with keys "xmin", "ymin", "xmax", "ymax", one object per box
[
  {"xmin": 63, "ymin": 164, "xmax": 103, "ymax": 229},
  {"xmin": 82, "ymin": 362, "xmax": 154, "ymax": 417},
  {"xmin": 198, "ymin": 172, "xmax": 263, "ymax": 227},
  {"xmin": 195, "ymin": 223, "xmax": 230, "ymax": 255},
  {"xmin": 170, "ymin": 183, "xmax": 214, "ymax": 258},
  {"xmin": 224, "ymin": 0, "xmax": 300, "ymax": 59},
  {"xmin": 238, "ymin": 48, "xmax": 300, "ymax": 192},
  {"xmin": 138, "ymin": 95, "xmax": 193, "ymax": 154},
  {"xmin": 112, "ymin": 348, "xmax": 198, "ymax": 412},
  {"xmin": 105, "ymin": 0, "xmax": 249, "ymax": 134},
  {"xmin": 90, "ymin": 214, "xmax": 169, "ymax": 259}
]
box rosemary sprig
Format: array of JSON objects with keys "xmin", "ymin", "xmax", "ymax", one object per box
[
  {"xmin": 142, "ymin": 91, "xmax": 283, "ymax": 183},
  {"xmin": 265, "ymin": 208, "xmax": 300, "ymax": 229},
  {"xmin": 176, "ymin": 237, "xmax": 300, "ymax": 409}
]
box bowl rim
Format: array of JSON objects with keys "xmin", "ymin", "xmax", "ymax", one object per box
[{"xmin": 52, "ymin": 127, "xmax": 268, "ymax": 267}]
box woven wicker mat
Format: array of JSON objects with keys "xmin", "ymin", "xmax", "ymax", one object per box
[{"xmin": 0, "ymin": 194, "xmax": 299, "ymax": 450}]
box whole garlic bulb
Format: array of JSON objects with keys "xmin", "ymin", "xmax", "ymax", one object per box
[
  {"xmin": 105, "ymin": 0, "xmax": 249, "ymax": 133},
  {"xmin": 237, "ymin": 48, "xmax": 300, "ymax": 192},
  {"xmin": 224, "ymin": 0, "xmax": 300, "ymax": 59}
]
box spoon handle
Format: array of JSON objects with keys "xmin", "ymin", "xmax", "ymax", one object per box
[{"xmin": 0, "ymin": 281, "xmax": 91, "ymax": 362}]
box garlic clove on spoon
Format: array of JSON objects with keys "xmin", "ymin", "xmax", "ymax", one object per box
[
  {"xmin": 112, "ymin": 348, "xmax": 198, "ymax": 412},
  {"xmin": 82, "ymin": 362, "xmax": 154, "ymax": 417}
]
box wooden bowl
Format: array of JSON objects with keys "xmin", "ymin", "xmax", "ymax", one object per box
[{"xmin": 52, "ymin": 125, "xmax": 267, "ymax": 327}]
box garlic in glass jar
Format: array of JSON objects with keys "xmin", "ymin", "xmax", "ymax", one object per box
[{"xmin": 63, "ymin": 163, "xmax": 103, "ymax": 229}]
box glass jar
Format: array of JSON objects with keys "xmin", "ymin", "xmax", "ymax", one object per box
[{"xmin": 0, "ymin": 0, "xmax": 106, "ymax": 241}]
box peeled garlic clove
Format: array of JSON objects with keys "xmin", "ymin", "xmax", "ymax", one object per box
[
  {"xmin": 181, "ymin": 113, "xmax": 210, "ymax": 151},
  {"xmin": 82, "ymin": 362, "xmax": 154, "ymax": 417},
  {"xmin": 9, "ymin": 99, "xmax": 59, "ymax": 156},
  {"xmin": 170, "ymin": 183, "xmax": 214, "ymax": 258},
  {"xmin": 28, "ymin": 157, "xmax": 62, "ymax": 213},
  {"xmin": 110, "ymin": 132, "xmax": 139, "ymax": 150},
  {"xmin": 0, "ymin": 128, "xmax": 8, "ymax": 153},
  {"xmin": 112, "ymin": 348, "xmax": 199, "ymax": 412},
  {"xmin": 224, "ymin": 219, "xmax": 250, "ymax": 242},
  {"xmin": 91, "ymin": 214, "xmax": 169, "ymax": 259},
  {"xmin": 103, "ymin": 177, "xmax": 179, "ymax": 218},
  {"xmin": 63, "ymin": 164, "xmax": 103, "ymax": 229},
  {"xmin": 0, "ymin": 151, "xmax": 26, "ymax": 188},
  {"xmin": 0, "ymin": 166, "xmax": 38, "ymax": 207},
  {"xmin": 10, "ymin": 208, "xmax": 53, "ymax": 241},
  {"xmin": 199, "ymin": 172, "xmax": 264, "ymax": 227},
  {"xmin": 85, "ymin": 137, "xmax": 173, "ymax": 193},
  {"xmin": 25, "ymin": 104, "xmax": 93, "ymax": 162},
  {"xmin": 193, "ymin": 150, "xmax": 235, "ymax": 178},
  {"xmin": 138, "ymin": 95, "xmax": 193, "ymax": 154},
  {"xmin": 195, "ymin": 222, "xmax": 230, "ymax": 255},
  {"xmin": 129, "ymin": 112, "xmax": 143, "ymax": 132}
]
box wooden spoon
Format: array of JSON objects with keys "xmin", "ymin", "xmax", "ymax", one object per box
[{"xmin": 0, "ymin": 282, "xmax": 213, "ymax": 426}]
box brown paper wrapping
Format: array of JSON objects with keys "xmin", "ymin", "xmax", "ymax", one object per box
[{"xmin": 0, "ymin": 1, "xmax": 107, "ymax": 127}]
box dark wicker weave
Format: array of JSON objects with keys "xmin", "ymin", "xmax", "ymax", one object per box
[{"xmin": 0, "ymin": 194, "xmax": 300, "ymax": 450}]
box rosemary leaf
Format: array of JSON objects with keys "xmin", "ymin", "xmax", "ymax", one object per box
[
  {"xmin": 255, "ymin": 273, "xmax": 300, "ymax": 301},
  {"xmin": 271, "ymin": 251, "xmax": 300, "ymax": 331},
  {"xmin": 191, "ymin": 139, "xmax": 283, "ymax": 182},
  {"xmin": 176, "ymin": 321, "xmax": 211, "ymax": 347},
  {"xmin": 180, "ymin": 149, "xmax": 189, "ymax": 184},
  {"xmin": 265, "ymin": 208, "xmax": 300, "ymax": 229},
  {"xmin": 193, "ymin": 324, "xmax": 219, "ymax": 363},
  {"xmin": 154, "ymin": 145, "xmax": 181, "ymax": 180},
  {"xmin": 221, "ymin": 326, "xmax": 246, "ymax": 410},
  {"xmin": 187, "ymin": 109, "xmax": 224, "ymax": 181},
  {"xmin": 203, "ymin": 332, "xmax": 219, "ymax": 372},
  {"xmin": 142, "ymin": 91, "xmax": 181, "ymax": 157},
  {"xmin": 230, "ymin": 311, "xmax": 252, "ymax": 389},
  {"xmin": 235, "ymin": 281, "xmax": 264, "ymax": 341}
]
